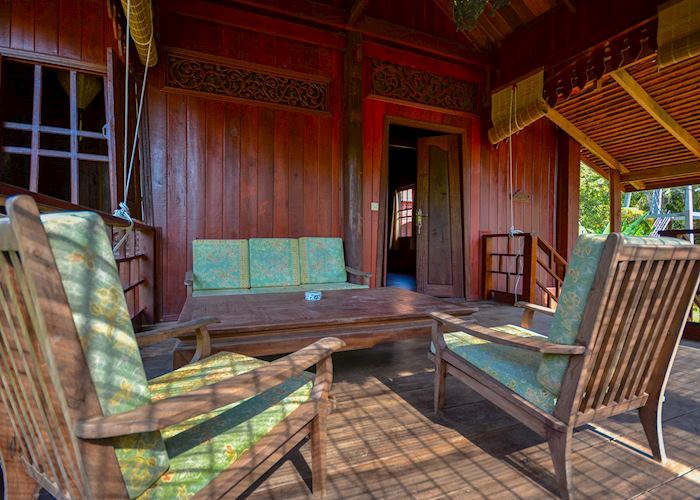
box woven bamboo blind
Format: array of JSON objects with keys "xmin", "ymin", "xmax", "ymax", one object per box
[
  {"xmin": 488, "ymin": 68, "xmax": 548, "ymax": 145},
  {"xmin": 120, "ymin": 0, "xmax": 158, "ymax": 67},
  {"xmin": 658, "ymin": 0, "xmax": 700, "ymax": 68}
]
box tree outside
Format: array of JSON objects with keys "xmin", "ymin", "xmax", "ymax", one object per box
[{"xmin": 579, "ymin": 162, "xmax": 700, "ymax": 235}]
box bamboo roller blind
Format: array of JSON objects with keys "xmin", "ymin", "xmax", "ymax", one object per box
[
  {"xmin": 488, "ymin": 68, "xmax": 548, "ymax": 144},
  {"xmin": 658, "ymin": 0, "xmax": 700, "ymax": 69}
]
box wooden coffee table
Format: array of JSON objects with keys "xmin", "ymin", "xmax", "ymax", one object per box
[{"xmin": 174, "ymin": 287, "xmax": 476, "ymax": 365}]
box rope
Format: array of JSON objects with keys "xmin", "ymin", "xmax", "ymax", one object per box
[
  {"xmin": 112, "ymin": 0, "xmax": 152, "ymax": 252},
  {"xmin": 508, "ymin": 84, "xmax": 524, "ymax": 303}
]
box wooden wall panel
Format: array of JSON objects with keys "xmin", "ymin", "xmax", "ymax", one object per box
[
  {"xmin": 0, "ymin": 0, "xmax": 112, "ymax": 67},
  {"xmin": 149, "ymin": 13, "xmax": 344, "ymax": 319}
]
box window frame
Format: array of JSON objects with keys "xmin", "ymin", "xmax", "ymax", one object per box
[
  {"xmin": 0, "ymin": 54, "xmax": 116, "ymax": 209},
  {"xmin": 396, "ymin": 185, "xmax": 414, "ymax": 238}
]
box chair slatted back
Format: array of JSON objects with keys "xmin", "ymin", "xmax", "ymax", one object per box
[
  {"xmin": 556, "ymin": 235, "xmax": 700, "ymax": 424},
  {"xmin": 0, "ymin": 196, "xmax": 127, "ymax": 498}
]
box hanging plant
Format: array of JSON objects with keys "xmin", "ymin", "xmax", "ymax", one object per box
[{"xmin": 453, "ymin": 0, "xmax": 512, "ymax": 32}]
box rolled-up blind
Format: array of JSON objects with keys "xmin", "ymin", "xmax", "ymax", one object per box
[
  {"xmin": 657, "ymin": 0, "xmax": 700, "ymax": 69},
  {"xmin": 488, "ymin": 68, "xmax": 548, "ymax": 145},
  {"xmin": 120, "ymin": 0, "xmax": 158, "ymax": 67}
]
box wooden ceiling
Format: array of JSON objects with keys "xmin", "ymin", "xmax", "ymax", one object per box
[
  {"xmin": 555, "ymin": 55, "xmax": 700, "ymax": 191},
  {"xmin": 230, "ymin": 0, "xmax": 565, "ymax": 52}
]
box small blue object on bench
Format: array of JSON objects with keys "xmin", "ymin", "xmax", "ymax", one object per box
[{"xmin": 186, "ymin": 237, "xmax": 371, "ymax": 297}]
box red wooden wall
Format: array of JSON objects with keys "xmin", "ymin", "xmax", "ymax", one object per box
[
  {"xmin": 0, "ymin": 0, "xmax": 114, "ymax": 68},
  {"xmin": 148, "ymin": 10, "xmax": 343, "ymax": 319}
]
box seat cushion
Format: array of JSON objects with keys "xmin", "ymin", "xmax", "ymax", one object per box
[
  {"xmin": 537, "ymin": 234, "xmax": 691, "ymax": 396},
  {"xmin": 249, "ymin": 238, "xmax": 300, "ymax": 287},
  {"xmin": 192, "ymin": 239, "xmax": 250, "ymax": 291},
  {"xmin": 301, "ymin": 283, "xmax": 368, "ymax": 291},
  {"xmin": 298, "ymin": 237, "xmax": 348, "ymax": 284},
  {"xmin": 42, "ymin": 212, "xmax": 169, "ymax": 498},
  {"xmin": 433, "ymin": 324, "xmax": 557, "ymax": 413},
  {"xmin": 139, "ymin": 352, "xmax": 313, "ymax": 499}
]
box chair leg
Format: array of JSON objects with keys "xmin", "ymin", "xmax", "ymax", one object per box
[
  {"xmin": 639, "ymin": 401, "xmax": 667, "ymax": 463},
  {"xmin": 434, "ymin": 357, "xmax": 447, "ymax": 415},
  {"xmin": 311, "ymin": 410, "xmax": 328, "ymax": 498},
  {"xmin": 547, "ymin": 429, "xmax": 575, "ymax": 500}
]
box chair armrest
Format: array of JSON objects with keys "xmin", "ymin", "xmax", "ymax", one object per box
[
  {"xmin": 430, "ymin": 311, "xmax": 585, "ymax": 355},
  {"xmin": 184, "ymin": 270, "xmax": 193, "ymax": 297},
  {"xmin": 346, "ymin": 266, "xmax": 372, "ymax": 285},
  {"xmin": 136, "ymin": 317, "xmax": 218, "ymax": 347},
  {"xmin": 515, "ymin": 301, "xmax": 556, "ymax": 316},
  {"xmin": 515, "ymin": 301, "xmax": 556, "ymax": 328},
  {"xmin": 75, "ymin": 337, "xmax": 346, "ymax": 439}
]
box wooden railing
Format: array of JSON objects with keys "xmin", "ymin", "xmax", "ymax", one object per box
[
  {"xmin": 0, "ymin": 183, "xmax": 157, "ymax": 327},
  {"xmin": 482, "ymin": 233, "xmax": 568, "ymax": 307},
  {"xmin": 658, "ymin": 228, "xmax": 700, "ymax": 341}
]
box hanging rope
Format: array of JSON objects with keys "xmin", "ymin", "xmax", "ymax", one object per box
[
  {"xmin": 507, "ymin": 83, "xmax": 525, "ymax": 303},
  {"xmin": 112, "ymin": 0, "xmax": 153, "ymax": 252}
]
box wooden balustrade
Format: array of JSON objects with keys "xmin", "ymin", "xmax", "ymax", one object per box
[
  {"xmin": 0, "ymin": 182, "xmax": 157, "ymax": 327},
  {"xmin": 659, "ymin": 228, "xmax": 700, "ymax": 341},
  {"xmin": 482, "ymin": 232, "xmax": 567, "ymax": 307}
]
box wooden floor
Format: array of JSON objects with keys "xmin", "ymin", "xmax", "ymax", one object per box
[{"xmin": 141, "ymin": 301, "xmax": 700, "ymax": 499}]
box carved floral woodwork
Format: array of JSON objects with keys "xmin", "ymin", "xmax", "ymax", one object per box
[
  {"xmin": 165, "ymin": 51, "xmax": 330, "ymax": 113},
  {"xmin": 369, "ymin": 59, "xmax": 478, "ymax": 113}
]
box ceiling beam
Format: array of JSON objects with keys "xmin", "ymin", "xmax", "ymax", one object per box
[
  {"xmin": 229, "ymin": 0, "xmax": 490, "ymax": 66},
  {"xmin": 620, "ymin": 161, "xmax": 700, "ymax": 184},
  {"xmin": 348, "ymin": 0, "xmax": 371, "ymax": 25},
  {"xmin": 611, "ymin": 69, "xmax": 700, "ymax": 158},
  {"xmin": 544, "ymin": 107, "xmax": 646, "ymax": 190}
]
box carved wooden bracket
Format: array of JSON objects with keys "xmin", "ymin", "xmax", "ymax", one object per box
[
  {"xmin": 368, "ymin": 59, "xmax": 479, "ymax": 114},
  {"xmin": 165, "ymin": 50, "xmax": 330, "ymax": 113}
]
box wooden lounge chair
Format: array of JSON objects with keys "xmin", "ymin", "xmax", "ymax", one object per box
[
  {"xmin": 430, "ymin": 233, "xmax": 700, "ymax": 499},
  {"xmin": 0, "ymin": 195, "xmax": 343, "ymax": 499}
]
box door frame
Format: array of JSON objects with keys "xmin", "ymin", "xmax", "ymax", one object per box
[{"xmin": 376, "ymin": 115, "xmax": 472, "ymax": 297}]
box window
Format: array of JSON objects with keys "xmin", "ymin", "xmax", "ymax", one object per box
[
  {"xmin": 0, "ymin": 58, "xmax": 112, "ymax": 211},
  {"xmin": 397, "ymin": 186, "xmax": 414, "ymax": 238}
]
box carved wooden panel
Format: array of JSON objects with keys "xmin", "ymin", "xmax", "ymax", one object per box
[
  {"xmin": 369, "ymin": 59, "xmax": 478, "ymax": 113},
  {"xmin": 165, "ymin": 51, "xmax": 330, "ymax": 113}
]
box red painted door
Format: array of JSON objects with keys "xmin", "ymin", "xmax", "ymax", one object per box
[{"xmin": 415, "ymin": 135, "xmax": 464, "ymax": 297}]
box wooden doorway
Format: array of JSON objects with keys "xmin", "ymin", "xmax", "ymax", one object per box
[{"xmin": 380, "ymin": 123, "xmax": 464, "ymax": 298}]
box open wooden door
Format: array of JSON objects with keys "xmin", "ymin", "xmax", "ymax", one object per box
[{"xmin": 415, "ymin": 135, "xmax": 464, "ymax": 297}]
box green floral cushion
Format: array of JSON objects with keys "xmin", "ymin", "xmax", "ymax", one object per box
[
  {"xmin": 42, "ymin": 212, "xmax": 169, "ymax": 498},
  {"xmin": 249, "ymin": 238, "xmax": 300, "ymax": 288},
  {"xmin": 537, "ymin": 234, "xmax": 691, "ymax": 396},
  {"xmin": 192, "ymin": 240, "xmax": 250, "ymax": 291},
  {"xmin": 139, "ymin": 352, "xmax": 313, "ymax": 499},
  {"xmin": 432, "ymin": 324, "xmax": 557, "ymax": 413},
  {"xmin": 298, "ymin": 237, "xmax": 348, "ymax": 284}
]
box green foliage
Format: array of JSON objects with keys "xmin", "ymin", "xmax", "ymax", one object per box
[
  {"xmin": 453, "ymin": 0, "xmax": 511, "ymax": 31},
  {"xmin": 579, "ymin": 163, "xmax": 610, "ymax": 234}
]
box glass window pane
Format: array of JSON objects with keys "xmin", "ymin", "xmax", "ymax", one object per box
[
  {"xmin": 79, "ymin": 80, "xmax": 106, "ymax": 133},
  {"xmin": 41, "ymin": 67, "xmax": 71, "ymax": 129},
  {"xmin": 0, "ymin": 153, "xmax": 31, "ymax": 189},
  {"xmin": 2, "ymin": 128, "xmax": 31, "ymax": 148},
  {"xmin": 0, "ymin": 60, "xmax": 34, "ymax": 124},
  {"xmin": 40, "ymin": 132, "xmax": 70, "ymax": 151},
  {"xmin": 78, "ymin": 136, "xmax": 108, "ymax": 156},
  {"xmin": 38, "ymin": 156, "xmax": 71, "ymax": 201},
  {"xmin": 79, "ymin": 160, "xmax": 110, "ymax": 211}
]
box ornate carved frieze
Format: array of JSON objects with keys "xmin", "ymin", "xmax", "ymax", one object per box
[
  {"xmin": 369, "ymin": 59, "xmax": 478, "ymax": 113},
  {"xmin": 166, "ymin": 51, "xmax": 330, "ymax": 113}
]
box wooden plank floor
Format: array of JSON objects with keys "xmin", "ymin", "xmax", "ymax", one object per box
[{"xmin": 142, "ymin": 301, "xmax": 700, "ymax": 499}]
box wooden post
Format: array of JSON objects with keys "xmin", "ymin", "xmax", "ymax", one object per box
[
  {"xmin": 521, "ymin": 234, "xmax": 537, "ymax": 305},
  {"xmin": 140, "ymin": 228, "xmax": 156, "ymax": 324},
  {"xmin": 343, "ymin": 32, "xmax": 364, "ymax": 278},
  {"xmin": 609, "ymin": 168, "xmax": 622, "ymax": 233},
  {"xmin": 556, "ymin": 130, "xmax": 580, "ymax": 260}
]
